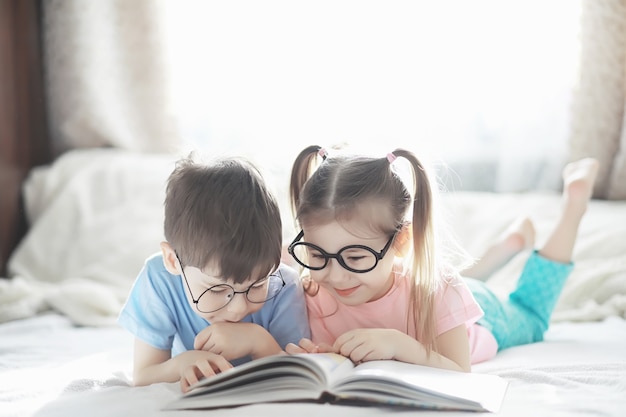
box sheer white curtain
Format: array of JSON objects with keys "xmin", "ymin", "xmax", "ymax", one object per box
[
  {"xmin": 161, "ymin": 0, "xmax": 582, "ymax": 192},
  {"xmin": 43, "ymin": 0, "xmax": 179, "ymax": 154},
  {"xmin": 43, "ymin": 0, "xmax": 582, "ymax": 192}
]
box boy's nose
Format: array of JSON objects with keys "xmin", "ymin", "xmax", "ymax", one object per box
[{"xmin": 225, "ymin": 292, "xmax": 249, "ymax": 314}]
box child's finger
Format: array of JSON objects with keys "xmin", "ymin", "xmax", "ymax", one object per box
[
  {"xmin": 298, "ymin": 338, "xmax": 319, "ymax": 353},
  {"xmin": 193, "ymin": 330, "xmax": 213, "ymax": 350},
  {"xmin": 181, "ymin": 367, "xmax": 201, "ymax": 392},
  {"xmin": 285, "ymin": 342, "xmax": 306, "ymax": 354},
  {"xmin": 333, "ymin": 333, "xmax": 361, "ymax": 358},
  {"xmin": 180, "ymin": 378, "xmax": 190, "ymax": 393},
  {"xmin": 209, "ymin": 355, "xmax": 234, "ymax": 373},
  {"xmin": 316, "ymin": 342, "xmax": 337, "ymax": 353},
  {"xmin": 196, "ymin": 358, "xmax": 218, "ymax": 377}
]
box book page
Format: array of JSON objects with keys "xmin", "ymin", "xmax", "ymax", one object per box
[
  {"xmin": 165, "ymin": 353, "xmax": 357, "ymax": 410},
  {"xmin": 331, "ymin": 360, "xmax": 508, "ymax": 412},
  {"xmin": 304, "ymin": 353, "xmax": 356, "ymax": 387},
  {"xmin": 183, "ymin": 353, "xmax": 354, "ymax": 397}
]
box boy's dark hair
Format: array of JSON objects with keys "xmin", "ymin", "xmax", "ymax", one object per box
[{"xmin": 164, "ymin": 153, "xmax": 282, "ymax": 283}]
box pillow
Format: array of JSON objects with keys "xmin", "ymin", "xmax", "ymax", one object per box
[
  {"xmin": 2, "ymin": 147, "xmax": 296, "ymax": 325},
  {"xmin": 4, "ymin": 149, "xmax": 175, "ymax": 325}
]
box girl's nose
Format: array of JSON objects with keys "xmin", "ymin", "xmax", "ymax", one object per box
[{"xmin": 323, "ymin": 258, "xmax": 348, "ymax": 284}]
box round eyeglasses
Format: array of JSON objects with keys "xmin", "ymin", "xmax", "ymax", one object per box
[
  {"xmin": 287, "ymin": 230, "xmax": 396, "ymax": 273},
  {"xmin": 176, "ymin": 253, "xmax": 285, "ymax": 313}
]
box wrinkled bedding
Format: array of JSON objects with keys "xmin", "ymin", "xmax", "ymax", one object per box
[
  {"xmin": 1, "ymin": 148, "xmax": 625, "ymax": 416},
  {"xmin": 1, "ymin": 314, "xmax": 624, "ymax": 417}
]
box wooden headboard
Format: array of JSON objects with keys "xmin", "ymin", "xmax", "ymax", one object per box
[{"xmin": 0, "ymin": 0, "xmax": 53, "ymax": 277}]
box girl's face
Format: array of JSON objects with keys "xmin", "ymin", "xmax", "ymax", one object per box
[{"xmin": 301, "ymin": 220, "xmax": 398, "ymax": 306}]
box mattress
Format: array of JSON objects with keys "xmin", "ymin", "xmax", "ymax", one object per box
[
  {"xmin": 1, "ymin": 313, "xmax": 624, "ymax": 417},
  {"xmin": 1, "ymin": 148, "xmax": 625, "ymax": 416}
]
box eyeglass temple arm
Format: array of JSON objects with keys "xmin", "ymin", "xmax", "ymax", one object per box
[{"xmin": 175, "ymin": 252, "xmax": 199, "ymax": 303}]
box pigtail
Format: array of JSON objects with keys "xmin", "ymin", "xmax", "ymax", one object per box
[
  {"xmin": 289, "ymin": 145, "xmax": 327, "ymax": 297},
  {"xmin": 391, "ymin": 148, "xmax": 439, "ymax": 355},
  {"xmin": 289, "ymin": 145, "xmax": 325, "ymax": 220}
]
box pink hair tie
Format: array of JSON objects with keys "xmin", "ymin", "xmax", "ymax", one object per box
[
  {"xmin": 386, "ymin": 152, "xmax": 397, "ymax": 164},
  {"xmin": 318, "ymin": 148, "xmax": 328, "ymax": 160}
]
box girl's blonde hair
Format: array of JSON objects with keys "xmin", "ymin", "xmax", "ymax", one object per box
[{"xmin": 289, "ymin": 145, "xmax": 455, "ymax": 354}]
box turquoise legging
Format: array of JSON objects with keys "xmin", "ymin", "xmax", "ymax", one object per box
[{"xmin": 466, "ymin": 250, "xmax": 573, "ymax": 351}]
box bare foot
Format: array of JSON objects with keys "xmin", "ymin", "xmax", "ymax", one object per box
[
  {"xmin": 499, "ymin": 216, "xmax": 536, "ymax": 255},
  {"xmin": 562, "ymin": 158, "xmax": 599, "ymax": 214},
  {"xmin": 535, "ymin": 158, "xmax": 599, "ymax": 264},
  {"xmin": 462, "ymin": 217, "xmax": 535, "ymax": 280}
]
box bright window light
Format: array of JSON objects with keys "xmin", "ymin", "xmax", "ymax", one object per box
[{"xmin": 161, "ymin": 0, "xmax": 582, "ymax": 191}]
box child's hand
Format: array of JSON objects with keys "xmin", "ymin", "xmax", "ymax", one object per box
[
  {"xmin": 194, "ymin": 322, "xmax": 281, "ymax": 360},
  {"xmin": 179, "ymin": 350, "xmax": 233, "ymax": 393},
  {"xmin": 285, "ymin": 338, "xmax": 336, "ymax": 355},
  {"xmin": 333, "ymin": 329, "xmax": 404, "ymax": 363}
]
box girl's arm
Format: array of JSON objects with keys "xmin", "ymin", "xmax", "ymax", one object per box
[
  {"xmin": 131, "ymin": 338, "xmax": 233, "ymax": 391},
  {"xmin": 432, "ymin": 324, "xmax": 472, "ymax": 371},
  {"xmin": 333, "ymin": 324, "xmax": 471, "ymax": 372},
  {"xmin": 390, "ymin": 324, "xmax": 471, "ymax": 372}
]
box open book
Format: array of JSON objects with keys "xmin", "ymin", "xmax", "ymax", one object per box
[{"xmin": 165, "ymin": 353, "xmax": 508, "ymax": 412}]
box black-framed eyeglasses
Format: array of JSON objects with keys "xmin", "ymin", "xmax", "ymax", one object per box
[
  {"xmin": 287, "ymin": 230, "xmax": 396, "ymax": 273},
  {"xmin": 175, "ymin": 253, "xmax": 285, "ymax": 313}
]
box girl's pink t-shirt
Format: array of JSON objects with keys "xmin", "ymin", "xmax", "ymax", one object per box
[{"xmin": 306, "ymin": 269, "xmax": 498, "ymax": 364}]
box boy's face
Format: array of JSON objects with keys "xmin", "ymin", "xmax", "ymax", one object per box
[
  {"xmin": 180, "ymin": 262, "xmax": 269, "ymax": 323},
  {"xmin": 160, "ymin": 242, "xmax": 269, "ymax": 323}
]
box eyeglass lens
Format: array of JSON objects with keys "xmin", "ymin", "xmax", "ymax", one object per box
[
  {"xmin": 292, "ymin": 244, "xmax": 379, "ymax": 272},
  {"xmin": 194, "ymin": 275, "xmax": 283, "ymax": 313}
]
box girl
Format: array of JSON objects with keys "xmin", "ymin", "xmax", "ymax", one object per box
[{"xmin": 285, "ymin": 145, "xmax": 598, "ymax": 372}]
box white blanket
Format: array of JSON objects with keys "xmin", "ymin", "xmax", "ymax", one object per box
[
  {"xmin": 1, "ymin": 313, "xmax": 624, "ymax": 417},
  {"xmin": 1, "ymin": 149, "xmax": 625, "ymax": 417},
  {"xmin": 1, "ymin": 148, "xmax": 625, "ymax": 325},
  {"xmin": 441, "ymin": 191, "xmax": 626, "ymax": 322},
  {"xmin": 1, "ymin": 149, "xmax": 174, "ymax": 325}
]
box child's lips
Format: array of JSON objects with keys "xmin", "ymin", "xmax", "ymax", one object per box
[{"xmin": 334, "ymin": 285, "xmax": 360, "ymax": 297}]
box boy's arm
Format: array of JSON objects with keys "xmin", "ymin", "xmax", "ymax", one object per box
[
  {"xmin": 193, "ymin": 322, "xmax": 283, "ymax": 360},
  {"xmin": 132, "ymin": 338, "xmax": 233, "ymax": 391},
  {"xmin": 132, "ymin": 338, "xmax": 175, "ymax": 386}
]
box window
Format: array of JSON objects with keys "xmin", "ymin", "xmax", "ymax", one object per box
[{"xmin": 161, "ymin": 0, "xmax": 582, "ymax": 191}]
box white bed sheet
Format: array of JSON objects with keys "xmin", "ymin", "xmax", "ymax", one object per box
[
  {"xmin": 2, "ymin": 148, "xmax": 625, "ymax": 325},
  {"xmin": 1, "ymin": 313, "xmax": 624, "ymax": 417},
  {"xmin": 1, "ymin": 148, "xmax": 625, "ymax": 417}
]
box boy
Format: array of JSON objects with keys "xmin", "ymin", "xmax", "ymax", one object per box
[{"xmin": 118, "ymin": 153, "xmax": 310, "ymax": 392}]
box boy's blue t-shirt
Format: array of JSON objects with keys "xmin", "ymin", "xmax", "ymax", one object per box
[{"xmin": 117, "ymin": 253, "xmax": 310, "ymax": 365}]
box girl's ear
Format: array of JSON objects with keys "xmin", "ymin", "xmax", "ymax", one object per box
[
  {"xmin": 161, "ymin": 241, "xmax": 182, "ymax": 275},
  {"xmin": 393, "ymin": 223, "xmax": 412, "ymax": 257}
]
